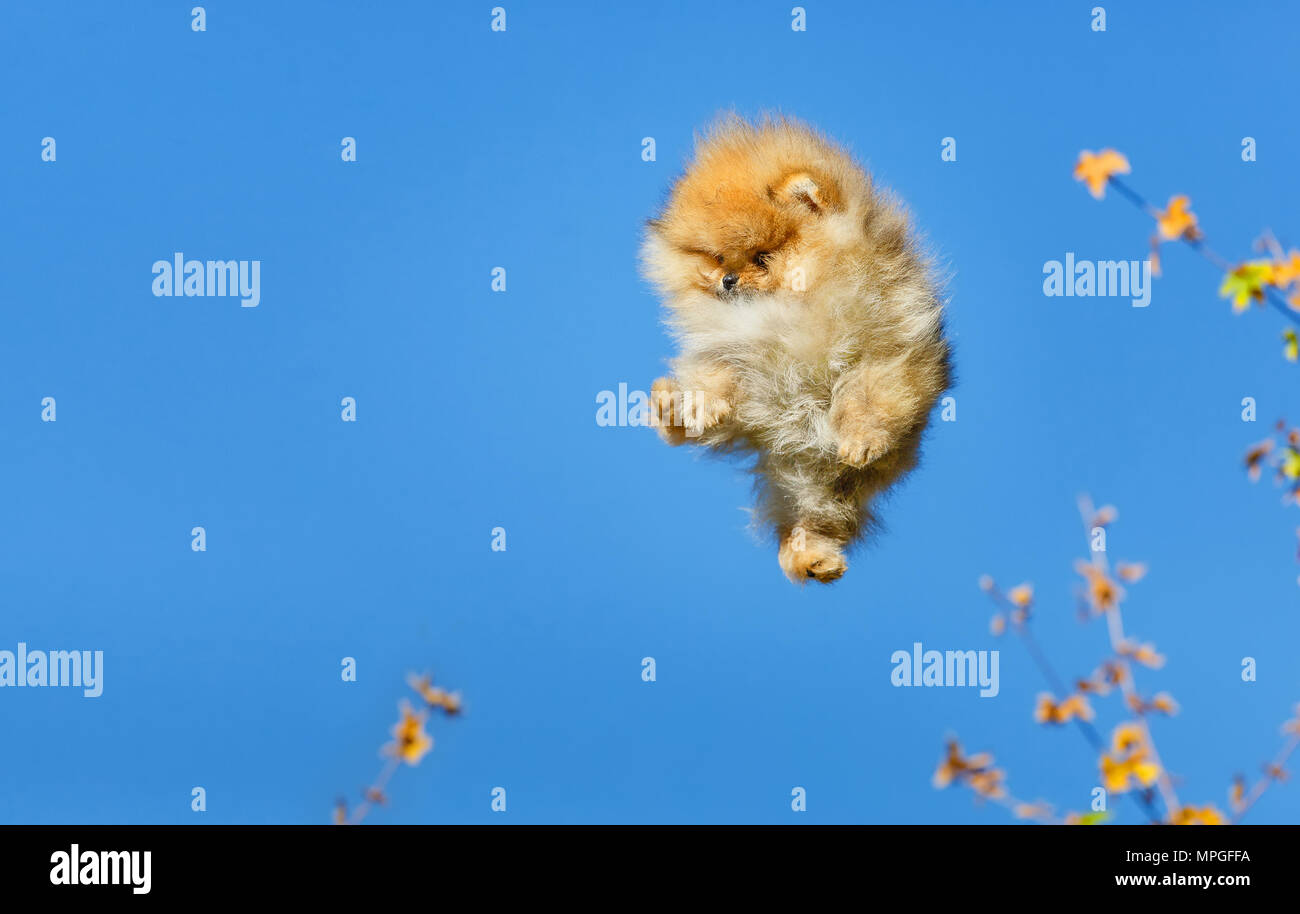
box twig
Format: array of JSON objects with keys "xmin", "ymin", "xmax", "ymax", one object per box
[
  {"xmin": 1076, "ymin": 494, "xmax": 1182, "ymax": 819},
  {"xmin": 1232, "ymin": 733, "xmax": 1300, "ymax": 823},
  {"xmin": 1106, "ymin": 175, "xmax": 1300, "ymax": 328},
  {"xmin": 348, "ymin": 757, "xmax": 401, "ymax": 825},
  {"xmin": 991, "ymin": 569, "xmax": 1163, "ymax": 824}
]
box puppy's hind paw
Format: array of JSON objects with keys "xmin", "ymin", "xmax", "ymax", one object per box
[
  {"xmin": 779, "ymin": 528, "xmax": 848, "ymax": 585},
  {"xmin": 836, "ymin": 426, "xmax": 893, "ymax": 468}
]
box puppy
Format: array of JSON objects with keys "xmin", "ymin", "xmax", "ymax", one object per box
[{"xmin": 642, "ymin": 115, "xmax": 951, "ymax": 584}]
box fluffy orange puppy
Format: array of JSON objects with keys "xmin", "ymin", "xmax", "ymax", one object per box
[{"xmin": 643, "ymin": 115, "xmax": 951, "ymax": 584}]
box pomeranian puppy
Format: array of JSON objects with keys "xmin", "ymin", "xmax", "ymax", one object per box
[{"xmin": 642, "ymin": 115, "xmax": 951, "ymax": 584}]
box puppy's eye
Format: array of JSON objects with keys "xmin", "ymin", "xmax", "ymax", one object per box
[
  {"xmin": 714, "ymin": 254, "xmax": 725, "ymax": 265},
  {"xmin": 753, "ymin": 251, "xmax": 772, "ymax": 269}
]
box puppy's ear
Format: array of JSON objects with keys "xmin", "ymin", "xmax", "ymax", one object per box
[{"xmin": 771, "ymin": 171, "xmax": 839, "ymax": 214}]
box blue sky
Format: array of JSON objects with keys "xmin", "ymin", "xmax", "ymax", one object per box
[{"xmin": 3, "ymin": 0, "xmax": 1299, "ymax": 824}]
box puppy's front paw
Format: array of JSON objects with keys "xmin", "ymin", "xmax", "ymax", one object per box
[
  {"xmin": 651, "ymin": 378, "xmax": 732, "ymax": 443},
  {"xmin": 682, "ymin": 390, "xmax": 732, "ymax": 439},
  {"xmin": 650, "ymin": 377, "xmax": 687, "ymax": 446},
  {"xmin": 779, "ymin": 527, "xmax": 848, "ymax": 585},
  {"xmin": 837, "ymin": 424, "xmax": 893, "ymax": 467}
]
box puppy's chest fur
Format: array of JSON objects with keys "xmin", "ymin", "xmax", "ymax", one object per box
[{"xmin": 674, "ymin": 292, "xmax": 863, "ymax": 455}]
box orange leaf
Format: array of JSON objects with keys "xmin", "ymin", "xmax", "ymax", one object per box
[
  {"xmin": 1074, "ymin": 149, "xmax": 1130, "ymax": 199},
  {"xmin": 1155, "ymin": 195, "xmax": 1201, "ymax": 241}
]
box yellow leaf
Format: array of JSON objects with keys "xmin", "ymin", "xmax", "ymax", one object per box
[
  {"xmin": 1132, "ymin": 760, "xmax": 1161, "ymax": 787},
  {"xmin": 1220, "ymin": 261, "xmax": 1274, "ymax": 311},
  {"xmin": 1281, "ymin": 450, "xmax": 1300, "ymax": 480}
]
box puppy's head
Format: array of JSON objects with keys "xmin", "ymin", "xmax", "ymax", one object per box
[{"xmin": 645, "ymin": 122, "xmax": 845, "ymax": 300}]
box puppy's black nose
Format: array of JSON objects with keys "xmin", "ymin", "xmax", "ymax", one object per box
[{"xmin": 722, "ymin": 272, "xmax": 739, "ymax": 291}]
